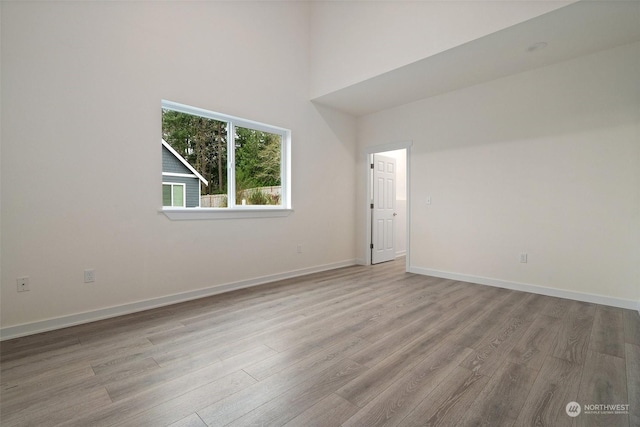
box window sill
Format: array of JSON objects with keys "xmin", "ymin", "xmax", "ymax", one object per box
[{"xmin": 160, "ymin": 207, "xmax": 293, "ymax": 220}]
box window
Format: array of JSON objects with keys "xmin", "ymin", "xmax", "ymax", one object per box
[
  {"xmin": 162, "ymin": 183, "xmax": 185, "ymax": 207},
  {"xmin": 161, "ymin": 100, "xmax": 291, "ymax": 219}
]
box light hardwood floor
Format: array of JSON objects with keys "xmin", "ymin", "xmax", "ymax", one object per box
[{"xmin": 1, "ymin": 260, "xmax": 639, "ymax": 426}]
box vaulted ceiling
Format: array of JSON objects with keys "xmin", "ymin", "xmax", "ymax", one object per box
[{"xmin": 311, "ymin": 1, "xmax": 640, "ymax": 116}]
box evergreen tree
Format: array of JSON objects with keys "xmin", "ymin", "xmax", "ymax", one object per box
[
  {"xmin": 162, "ymin": 109, "xmax": 227, "ymax": 194},
  {"xmin": 162, "ymin": 109, "xmax": 281, "ymax": 200}
]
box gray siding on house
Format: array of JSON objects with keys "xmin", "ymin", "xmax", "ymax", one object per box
[
  {"xmin": 162, "ymin": 145, "xmax": 193, "ymax": 175},
  {"xmin": 162, "ymin": 145, "xmax": 202, "ymax": 208},
  {"xmin": 162, "ymin": 175, "xmax": 201, "ymax": 208}
]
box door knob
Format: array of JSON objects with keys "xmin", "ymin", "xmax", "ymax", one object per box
[{"xmin": 393, "ymin": 213, "xmax": 397, "ymax": 216}]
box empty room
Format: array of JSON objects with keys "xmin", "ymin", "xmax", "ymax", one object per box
[{"xmin": 1, "ymin": 1, "xmax": 639, "ymax": 426}]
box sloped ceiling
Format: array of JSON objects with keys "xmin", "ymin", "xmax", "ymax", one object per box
[{"xmin": 311, "ymin": 0, "xmax": 640, "ymax": 117}]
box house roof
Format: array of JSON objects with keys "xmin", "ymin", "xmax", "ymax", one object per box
[{"xmin": 162, "ymin": 139, "xmax": 209, "ymax": 186}]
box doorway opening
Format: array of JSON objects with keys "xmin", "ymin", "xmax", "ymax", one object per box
[{"xmin": 364, "ymin": 142, "xmax": 411, "ymax": 268}]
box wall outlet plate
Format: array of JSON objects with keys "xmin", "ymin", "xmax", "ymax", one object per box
[
  {"xmin": 84, "ymin": 269, "xmax": 96, "ymax": 283},
  {"xmin": 17, "ymin": 277, "xmax": 30, "ymax": 292}
]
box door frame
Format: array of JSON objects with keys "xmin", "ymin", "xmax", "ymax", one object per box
[{"xmin": 363, "ymin": 141, "xmax": 412, "ymax": 269}]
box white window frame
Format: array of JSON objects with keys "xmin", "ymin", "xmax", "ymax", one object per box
[
  {"xmin": 160, "ymin": 100, "xmax": 292, "ymax": 220},
  {"xmin": 162, "ymin": 182, "xmax": 186, "ymax": 208}
]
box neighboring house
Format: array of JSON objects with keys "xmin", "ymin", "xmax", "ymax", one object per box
[{"xmin": 161, "ymin": 139, "xmax": 208, "ymax": 208}]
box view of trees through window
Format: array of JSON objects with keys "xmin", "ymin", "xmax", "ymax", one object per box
[{"xmin": 162, "ymin": 108, "xmax": 282, "ymax": 207}]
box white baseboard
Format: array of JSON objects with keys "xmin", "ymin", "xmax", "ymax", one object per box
[
  {"xmin": 409, "ymin": 266, "xmax": 640, "ymax": 311},
  {"xmin": 0, "ymin": 259, "xmax": 357, "ymax": 341},
  {"xmin": 395, "ymin": 250, "xmax": 407, "ymax": 258}
]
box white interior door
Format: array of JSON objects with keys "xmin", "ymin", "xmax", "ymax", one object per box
[{"xmin": 372, "ymin": 154, "xmax": 396, "ymax": 264}]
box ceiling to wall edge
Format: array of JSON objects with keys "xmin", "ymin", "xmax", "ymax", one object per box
[{"xmin": 310, "ymin": 0, "xmax": 640, "ymax": 117}]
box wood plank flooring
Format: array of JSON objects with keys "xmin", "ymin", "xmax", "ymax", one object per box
[{"xmin": 1, "ymin": 260, "xmax": 638, "ymax": 426}]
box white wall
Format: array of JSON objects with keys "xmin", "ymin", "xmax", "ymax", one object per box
[
  {"xmin": 0, "ymin": 1, "xmax": 358, "ymax": 333},
  {"xmin": 3, "ymin": 2, "xmax": 638, "ymax": 337},
  {"xmin": 309, "ymin": 0, "xmax": 574, "ymax": 98},
  {"xmin": 358, "ymin": 42, "xmax": 640, "ymax": 306}
]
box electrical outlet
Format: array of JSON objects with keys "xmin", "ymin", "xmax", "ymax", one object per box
[
  {"xmin": 296, "ymin": 244, "xmax": 302, "ymax": 254},
  {"xmin": 17, "ymin": 277, "xmax": 30, "ymax": 292},
  {"xmin": 520, "ymin": 253, "xmax": 528, "ymax": 263},
  {"xmin": 84, "ymin": 269, "xmax": 96, "ymax": 283}
]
